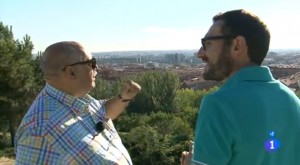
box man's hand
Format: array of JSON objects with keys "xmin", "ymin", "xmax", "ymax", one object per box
[
  {"xmin": 105, "ymin": 80, "xmax": 141, "ymax": 119},
  {"xmin": 119, "ymin": 80, "xmax": 141, "ymax": 101},
  {"xmin": 180, "ymin": 140, "xmax": 194, "ymax": 165}
]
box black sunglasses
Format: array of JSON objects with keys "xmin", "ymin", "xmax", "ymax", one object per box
[
  {"xmin": 63, "ymin": 57, "xmax": 97, "ymax": 70},
  {"xmin": 201, "ymin": 35, "xmax": 236, "ymax": 50}
]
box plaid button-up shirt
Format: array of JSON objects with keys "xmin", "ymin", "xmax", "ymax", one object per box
[{"xmin": 15, "ymin": 83, "xmax": 132, "ymax": 165}]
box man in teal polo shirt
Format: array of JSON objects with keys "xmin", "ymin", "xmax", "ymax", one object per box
[{"xmin": 180, "ymin": 9, "xmax": 300, "ymax": 165}]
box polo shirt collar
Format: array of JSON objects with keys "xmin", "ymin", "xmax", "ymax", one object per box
[
  {"xmin": 45, "ymin": 83, "xmax": 93, "ymax": 114},
  {"xmin": 222, "ymin": 66, "xmax": 275, "ymax": 88}
]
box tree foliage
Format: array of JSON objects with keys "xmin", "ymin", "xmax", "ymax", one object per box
[
  {"xmin": 125, "ymin": 71, "xmax": 181, "ymax": 114},
  {"xmin": 89, "ymin": 77, "xmax": 119, "ymax": 99},
  {"xmin": 31, "ymin": 52, "xmax": 45, "ymax": 94},
  {"xmin": 116, "ymin": 112, "xmax": 193, "ymax": 165},
  {"xmin": 296, "ymin": 90, "xmax": 300, "ymax": 99},
  {"xmin": 90, "ymin": 70, "xmax": 217, "ymax": 164},
  {"xmin": 0, "ymin": 23, "xmax": 35, "ymax": 108},
  {"xmin": 0, "ymin": 22, "xmax": 37, "ymax": 145}
]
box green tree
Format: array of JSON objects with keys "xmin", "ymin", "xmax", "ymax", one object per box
[
  {"xmin": 296, "ymin": 90, "xmax": 300, "ymax": 99},
  {"xmin": 89, "ymin": 77, "xmax": 119, "ymax": 99},
  {"xmin": 174, "ymin": 86, "xmax": 218, "ymax": 129},
  {"xmin": 127, "ymin": 71, "xmax": 181, "ymax": 114},
  {"xmin": 0, "ymin": 22, "xmax": 35, "ymax": 145},
  {"xmin": 30, "ymin": 52, "xmax": 45, "ymax": 95},
  {"xmin": 118, "ymin": 112, "xmax": 193, "ymax": 165}
]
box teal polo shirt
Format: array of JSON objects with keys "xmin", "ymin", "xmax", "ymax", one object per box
[{"xmin": 193, "ymin": 66, "xmax": 300, "ymax": 165}]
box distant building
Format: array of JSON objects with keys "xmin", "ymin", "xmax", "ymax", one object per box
[
  {"xmin": 164, "ymin": 53, "xmax": 185, "ymax": 64},
  {"xmin": 144, "ymin": 62, "xmax": 159, "ymax": 69},
  {"xmin": 136, "ymin": 55, "xmax": 142, "ymax": 63},
  {"xmin": 279, "ymin": 71, "xmax": 300, "ymax": 92},
  {"xmin": 269, "ymin": 66, "xmax": 300, "ymax": 79}
]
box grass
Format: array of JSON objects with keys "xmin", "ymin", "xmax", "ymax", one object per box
[
  {"xmin": 0, "ymin": 147, "xmax": 15, "ymax": 165},
  {"xmin": 0, "ymin": 156, "xmax": 15, "ymax": 165},
  {"xmin": 0, "ymin": 145, "xmax": 15, "ymax": 165}
]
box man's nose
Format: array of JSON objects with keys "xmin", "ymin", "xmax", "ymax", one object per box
[
  {"xmin": 94, "ymin": 65, "xmax": 99, "ymax": 75},
  {"xmin": 197, "ymin": 47, "xmax": 205, "ymax": 58}
]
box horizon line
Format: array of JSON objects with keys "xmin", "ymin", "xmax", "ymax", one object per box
[
  {"xmin": 32, "ymin": 48, "xmax": 300, "ymax": 54},
  {"xmin": 90, "ymin": 48, "xmax": 300, "ymax": 54}
]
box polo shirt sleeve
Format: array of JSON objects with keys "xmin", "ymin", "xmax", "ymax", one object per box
[{"xmin": 192, "ymin": 94, "xmax": 235, "ymax": 165}]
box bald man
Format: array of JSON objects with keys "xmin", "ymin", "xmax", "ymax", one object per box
[{"xmin": 15, "ymin": 41, "xmax": 141, "ymax": 165}]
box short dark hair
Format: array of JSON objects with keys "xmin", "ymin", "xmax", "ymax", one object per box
[{"xmin": 213, "ymin": 9, "xmax": 270, "ymax": 65}]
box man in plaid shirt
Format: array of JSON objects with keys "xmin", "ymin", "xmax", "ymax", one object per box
[{"xmin": 15, "ymin": 41, "xmax": 141, "ymax": 164}]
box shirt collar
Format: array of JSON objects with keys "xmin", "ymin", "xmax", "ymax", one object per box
[
  {"xmin": 45, "ymin": 83, "xmax": 94, "ymax": 114},
  {"xmin": 222, "ymin": 66, "xmax": 275, "ymax": 88}
]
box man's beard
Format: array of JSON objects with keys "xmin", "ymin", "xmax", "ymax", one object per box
[{"xmin": 202, "ymin": 47, "xmax": 234, "ymax": 81}]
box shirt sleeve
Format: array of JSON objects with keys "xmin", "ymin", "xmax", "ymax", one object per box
[
  {"xmin": 15, "ymin": 132, "xmax": 60, "ymax": 164},
  {"xmin": 89, "ymin": 99, "xmax": 107, "ymax": 123},
  {"xmin": 192, "ymin": 94, "xmax": 235, "ymax": 165}
]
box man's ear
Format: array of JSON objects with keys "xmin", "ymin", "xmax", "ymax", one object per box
[
  {"xmin": 64, "ymin": 66, "xmax": 76, "ymax": 79},
  {"xmin": 231, "ymin": 36, "xmax": 247, "ymax": 57}
]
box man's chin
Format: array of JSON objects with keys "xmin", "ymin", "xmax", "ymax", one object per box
[
  {"xmin": 202, "ymin": 71, "xmax": 224, "ymax": 81},
  {"xmin": 92, "ymin": 82, "xmax": 96, "ymax": 87},
  {"xmin": 202, "ymin": 74, "xmax": 213, "ymax": 81},
  {"xmin": 202, "ymin": 66, "xmax": 213, "ymax": 80},
  {"xmin": 203, "ymin": 65, "xmax": 209, "ymax": 72},
  {"xmin": 202, "ymin": 71, "xmax": 212, "ymax": 80}
]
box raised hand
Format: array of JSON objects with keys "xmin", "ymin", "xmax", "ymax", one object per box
[
  {"xmin": 119, "ymin": 80, "xmax": 141, "ymax": 101},
  {"xmin": 180, "ymin": 140, "xmax": 194, "ymax": 165}
]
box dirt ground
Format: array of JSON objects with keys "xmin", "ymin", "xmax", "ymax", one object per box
[{"xmin": 0, "ymin": 157, "xmax": 15, "ymax": 165}]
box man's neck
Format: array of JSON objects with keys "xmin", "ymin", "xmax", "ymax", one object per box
[
  {"xmin": 223, "ymin": 62, "xmax": 258, "ymax": 82},
  {"xmin": 47, "ymin": 80, "xmax": 80, "ymax": 98}
]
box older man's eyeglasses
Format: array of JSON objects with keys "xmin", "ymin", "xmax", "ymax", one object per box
[
  {"xmin": 63, "ymin": 57, "xmax": 97, "ymax": 70},
  {"xmin": 201, "ymin": 35, "xmax": 236, "ymax": 51}
]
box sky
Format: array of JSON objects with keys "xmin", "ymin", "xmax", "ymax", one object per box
[{"xmin": 1, "ymin": 0, "xmax": 299, "ymax": 53}]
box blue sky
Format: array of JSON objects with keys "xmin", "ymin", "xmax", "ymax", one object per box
[{"xmin": 1, "ymin": 0, "xmax": 299, "ymax": 53}]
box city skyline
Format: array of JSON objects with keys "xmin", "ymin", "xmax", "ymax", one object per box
[{"xmin": 1, "ymin": 0, "xmax": 299, "ymax": 53}]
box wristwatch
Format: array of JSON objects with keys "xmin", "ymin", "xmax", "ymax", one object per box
[{"xmin": 118, "ymin": 94, "xmax": 133, "ymax": 102}]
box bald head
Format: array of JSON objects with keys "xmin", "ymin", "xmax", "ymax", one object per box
[{"xmin": 41, "ymin": 41, "xmax": 85, "ymax": 80}]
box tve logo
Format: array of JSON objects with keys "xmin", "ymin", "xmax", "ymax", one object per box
[{"xmin": 264, "ymin": 131, "xmax": 280, "ymax": 152}]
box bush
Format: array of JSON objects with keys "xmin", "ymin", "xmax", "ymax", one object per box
[{"xmin": 0, "ymin": 147, "xmax": 15, "ymax": 158}]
